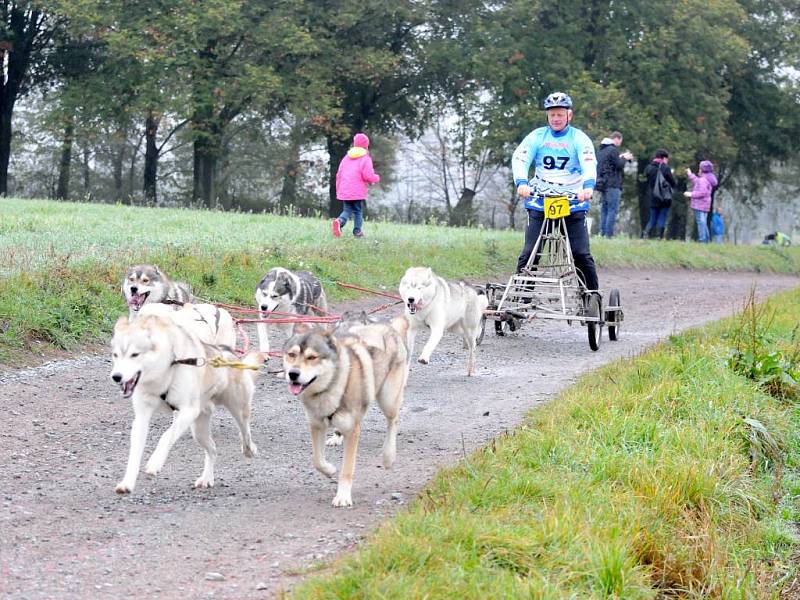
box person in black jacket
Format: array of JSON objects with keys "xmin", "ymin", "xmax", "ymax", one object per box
[
  {"xmin": 642, "ymin": 149, "xmax": 677, "ymax": 239},
  {"xmin": 595, "ymin": 131, "xmax": 633, "ymax": 237}
]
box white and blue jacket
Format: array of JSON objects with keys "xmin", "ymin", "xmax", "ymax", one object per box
[{"xmin": 511, "ymin": 125, "xmax": 597, "ymax": 213}]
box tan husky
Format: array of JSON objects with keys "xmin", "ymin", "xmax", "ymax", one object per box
[{"xmin": 283, "ymin": 317, "xmax": 409, "ymax": 507}]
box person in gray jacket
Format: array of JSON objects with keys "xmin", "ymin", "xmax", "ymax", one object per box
[{"xmin": 595, "ymin": 131, "xmax": 633, "ymax": 237}]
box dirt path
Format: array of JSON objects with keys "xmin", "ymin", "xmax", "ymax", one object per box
[{"xmin": 1, "ymin": 269, "xmax": 797, "ymax": 599}]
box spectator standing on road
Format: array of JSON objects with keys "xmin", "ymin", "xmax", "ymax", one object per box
[
  {"xmin": 332, "ymin": 132, "xmax": 380, "ymax": 239},
  {"xmin": 595, "ymin": 131, "xmax": 634, "ymax": 237},
  {"xmin": 710, "ymin": 205, "xmax": 725, "ymax": 244},
  {"xmin": 642, "ymin": 149, "xmax": 677, "ymax": 239},
  {"xmin": 684, "ymin": 160, "xmax": 717, "ymax": 243}
]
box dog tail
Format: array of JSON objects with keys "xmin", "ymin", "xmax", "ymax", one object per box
[
  {"xmin": 242, "ymin": 351, "xmax": 268, "ymax": 366},
  {"xmin": 241, "ymin": 351, "xmax": 268, "ymax": 379},
  {"xmin": 390, "ymin": 315, "xmax": 409, "ymax": 338}
]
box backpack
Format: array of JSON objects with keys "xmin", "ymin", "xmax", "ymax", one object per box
[
  {"xmin": 652, "ymin": 166, "xmax": 673, "ymax": 203},
  {"xmin": 595, "ymin": 153, "xmax": 608, "ymax": 191}
]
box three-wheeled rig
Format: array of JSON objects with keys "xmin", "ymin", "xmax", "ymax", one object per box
[{"xmin": 482, "ymin": 193, "xmax": 623, "ymax": 351}]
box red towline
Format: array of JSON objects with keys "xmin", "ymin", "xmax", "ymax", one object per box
[{"xmin": 207, "ymin": 280, "xmax": 404, "ymax": 356}]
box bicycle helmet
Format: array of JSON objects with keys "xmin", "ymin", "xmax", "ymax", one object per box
[{"xmin": 543, "ymin": 92, "xmax": 573, "ymax": 110}]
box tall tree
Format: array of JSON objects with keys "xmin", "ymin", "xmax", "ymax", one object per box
[
  {"xmin": 297, "ymin": 0, "xmax": 428, "ymax": 216},
  {"xmin": 0, "ymin": 1, "xmax": 63, "ymax": 195}
]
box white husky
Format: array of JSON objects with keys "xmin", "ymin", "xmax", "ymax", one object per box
[
  {"xmin": 109, "ymin": 314, "xmax": 264, "ymax": 494},
  {"xmin": 137, "ymin": 302, "xmax": 237, "ymax": 348},
  {"xmin": 398, "ymin": 267, "xmax": 488, "ymax": 376}
]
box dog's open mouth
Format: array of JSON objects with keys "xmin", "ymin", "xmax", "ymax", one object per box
[
  {"xmin": 406, "ymin": 300, "xmax": 422, "ymax": 314},
  {"xmin": 128, "ymin": 291, "xmax": 150, "ymax": 310},
  {"xmin": 288, "ymin": 377, "xmax": 315, "ymax": 396},
  {"xmin": 120, "ymin": 371, "xmax": 141, "ymax": 398}
]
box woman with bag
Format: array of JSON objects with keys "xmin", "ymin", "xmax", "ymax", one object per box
[{"xmin": 641, "ymin": 149, "xmax": 677, "ymax": 239}]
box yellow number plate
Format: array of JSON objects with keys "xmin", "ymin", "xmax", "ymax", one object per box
[{"xmin": 544, "ymin": 196, "xmax": 570, "ymax": 219}]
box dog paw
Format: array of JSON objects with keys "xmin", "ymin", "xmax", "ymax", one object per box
[
  {"xmin": 382, "ymin": 452, "xmax": 396, "ymax": 470},
  {"xmin": 144, "ymin": 462, "xmax": 162, "ymax": 476},
  {"xmin": 194, "ymin": 477, "xmax": 215, "ymax": 489},
  {"xmin": 332, "ymin": 492, "xmax": 353, "ymax": 507},
  {"xmin": 115, "ymin": 482, "xmax": 133, "ymax": 494},
  {"xmin": 325, "ymin": 432, "xmax": 344, "ymax": 447},
  {"xmin": 242, "ymin": 442, "xmax": 258, "ymax": 458},
  {"xmin": 417, "ymin": 356, "xmax": 430, "ymax": 365},
  {"xmin": 317, "ymin": 462, "xmax": 337, "ymax": 478}
]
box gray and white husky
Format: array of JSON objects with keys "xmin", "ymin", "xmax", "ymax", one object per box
[
  {"xmin": 255, "ymin": 267, "xmax": 328, "ymax": 353},
  {"xmin": 398, "ymin": 266, "xmax": 488, "ymax": 376},
  {"xmin": 122, "ymin": 265, "xmax": 194, "ymax": 321}
]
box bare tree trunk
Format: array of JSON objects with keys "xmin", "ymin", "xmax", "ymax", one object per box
[
  {"xmin": 143, "ymin": 110, "xmax": 159, "ymax": 204},
  {"xmin": 449, "ymin": 187, "xmax": 475, "ymax": 226},
  {"xmin": 0, "ymin": 9, "xmax": 48, "ymax": 195},
  {"xmin": 280, "ymin": 120, "xmax": 305, "ymax": 214},
  {"xmin": 327, "ymin": 135, "xmax": 349, "ymax": 217},
  {"xmin": 82, "ymin": 146, "xmax": 91, "ymax": 198},
  {"xmin": 56, "ymin": 119, "xmax": 74, "ymax": 200},
  {"xmin": 112, "ymin": 141, "xmax": 126, "ymax": 204},
  {"xmin": 193, "ymin": 139, "xmax": 218, "ymax": 208},
  {"xmin": 507, "ymin": 186, "xmax": 520, "ymax": 229},
  {"xmin": 128, "ymin": 133, "xmax": 143, "ymax": 202},
  {"xmin": 0, "ymin": 102, "xmax": 12, "ymax": 195}
]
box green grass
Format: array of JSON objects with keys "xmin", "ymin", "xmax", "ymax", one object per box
[
  {"xmin": 291, "ymin": 288, "xmax": 800, "ymax": 599},
  {"xmin": 1, "ymin": 197, "xmax": 799, "ymax": 364}
]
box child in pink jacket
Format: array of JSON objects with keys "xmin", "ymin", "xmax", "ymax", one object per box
[
  {"xmin": 684, "ymin": 160, "xmax": 717, "ymax": 243},
  {"xmin": 332, "ymin": 133, "xmax": 380, "ymax": 238}
]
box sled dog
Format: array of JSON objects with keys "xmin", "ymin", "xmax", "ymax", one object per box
[
  {"xmin": 398, "ymin": 266, "xmax": 488, "ymax": 376},
  {"xmin": 255, "ymin": 267, "xmax": 328, "ymax": 353},
  {"xmin": 283, "ymin": 317, "xmax": 409, "ymax": 507},
  {"xmin": 324, "ymin": 310, "xmax": 396, "ymax": 448},
  {"xmin": 110, "ymin": 314, "xmax": 264, "ymax": 494},
  {"xmin": 122, "ymin": 265, "xmax": 194, "ymax": 321}
]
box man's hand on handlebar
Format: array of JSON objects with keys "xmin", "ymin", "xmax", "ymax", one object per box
[{"xmin": 516, "ymin": 186, "xmax": 592, "ymax": 201}]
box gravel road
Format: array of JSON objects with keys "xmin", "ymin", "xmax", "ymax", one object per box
[{"xmin": 1, "ymin": 269, "xmax": 797, "ymax": 599}]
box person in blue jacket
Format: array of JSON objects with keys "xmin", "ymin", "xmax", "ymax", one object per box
[
  {"xmin": 710, "ymin": 205, "xmax": 725, "ymax": 244},
  {"xmin": 512, "ymin": 91, "xmax": 599, "ymax": 291}
]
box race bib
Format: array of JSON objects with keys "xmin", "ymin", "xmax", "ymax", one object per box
[{"xmin": 544, "ymin": 196, "xmax": 570, "ymax": 219}]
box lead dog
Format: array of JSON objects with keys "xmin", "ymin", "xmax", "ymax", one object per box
[
  {"xmin": 110, "ymin": 314, "xmax": 264, "ymax": 494},
  {"xmin": 122, "ymin": 265, "xmax": 194, "ymax": 321},
  {"xmin": 398, "ymin": 266, "xmax": 488, "ymax": 376},
  {"xmin": 255, "ymin": 267, "xmax": 328, "ymax": 353},
  {"xmin": 283, "ymin": 317, "xmax": 409, "ymax": 507}
]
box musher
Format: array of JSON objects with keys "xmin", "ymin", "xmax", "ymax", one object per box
[{"xmin": 511, "ymin": 91, "xmax": 599, "ymax": 292}]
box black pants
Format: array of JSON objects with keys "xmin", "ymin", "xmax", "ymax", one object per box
[{"xmin": 516, "ymin": 210, "xmax": 599, "ymax": 291}]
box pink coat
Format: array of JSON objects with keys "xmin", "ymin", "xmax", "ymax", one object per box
[
  {"xmin": 688, "ymin": 171, "xmax": 717, "ymax": 212},
  {"xmin": 335, "ymin": 148, "xmax": 380, "ymax": 201}
]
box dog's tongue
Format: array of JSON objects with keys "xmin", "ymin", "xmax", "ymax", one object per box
[
  {"xmin": 289, "ymin": 382, "xmax": 304, "ymax": 396},
  {"xmin": 128, "ymin": 293, "xmax": 146, "ymax": 308},
  {"xmin": 122, "ymin": 378, "xmax": 136, "ymax": 397}
]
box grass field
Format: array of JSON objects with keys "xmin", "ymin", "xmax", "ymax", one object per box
[
  {"xmin": 291, "ymin": 288, "xmax": 800, "ymax": 599},
  {"xmin": 1, "ymin": 197, "xmax": 799, "ymax": 364}
]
